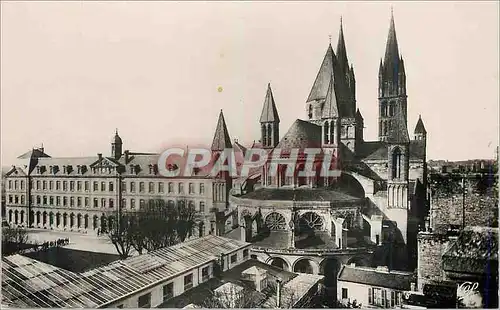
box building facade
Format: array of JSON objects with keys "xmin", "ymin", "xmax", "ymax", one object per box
[{"xmin": 4, "ymin": 115, "xmax": 236, "ymax": 237}]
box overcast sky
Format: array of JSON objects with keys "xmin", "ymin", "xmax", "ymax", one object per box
[{"xmin": 1, "ymin": 1, "xmax": 498, "ymax": 165}]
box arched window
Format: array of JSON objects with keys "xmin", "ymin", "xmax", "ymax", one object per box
[
  {"xmin": 323, "ymin": 121, "xmax": 330, "ymax": 144},
  {"xmin": 330, "ymin": 121, "xmax": 335, "ymax": 144},
  {"xmin": 391, "ymin": 148, "xmax": 402, "ymax": 179},
  {"xmin": 267, "ymin": 124, "xmax": 272, "ymax": 147},
  {"xmin": 262, "ymin": 124, "xmax": 267, "ymax": 146},
  {"xmin": 381, "ymin": 101, "xmax": 387, "ymax": 117},
  {"xmin": 388, "ymin": 101, "xmax": 395, "ymax": 116}
]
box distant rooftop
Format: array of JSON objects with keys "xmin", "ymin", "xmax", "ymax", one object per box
[{"xmin": 338, "ymin": 264, "xmax": 413, "ymax": 290}]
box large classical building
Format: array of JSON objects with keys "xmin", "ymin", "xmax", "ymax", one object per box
[{"xmin": 3, "ymin": 123, "xmax": 236, "ymax": 237}]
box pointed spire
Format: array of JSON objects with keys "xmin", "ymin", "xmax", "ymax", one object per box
[
  {"xmin": 387, "ymin": 105, "xmax": 410, "ymax": 144},
  {"xmin": 211, "ymin": 110, "xmax": 232, "ymax": 151},
  {"xmin": 336, "ymin": 16, "xmax": 349, "ymax": 74},
  {"xmin": 307, "ymin": 44, "xmax": 336, "ymax": 102},
  {"xmin": 384, "ymin": 9, "xmax": 400, "ymax": 67},
  {"xmin": 322, "ymin": 74, "xmax": 339, "ymax": 119},
  {"xmin": 355, "ymin": 108, "xmax": 363, "ymax": 120},
  {"xmin": 414, "ymin": 114, "xmax": 427, "ymax": 134},
  {"xmin": 260, "ymin": 83, "xmax": 280, "ymax": 123}
]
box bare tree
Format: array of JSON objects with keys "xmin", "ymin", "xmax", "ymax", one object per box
[
  {"xmin": 2, "ymin": 226, "xmax": 29, "ymax": 255},
  {"xmin": 201, "ymin": 285, "xmax": 261, "ymax": 308},
  {"xmin": 107, "ymin": 197, "xmax": 199, "ymax": 257}
]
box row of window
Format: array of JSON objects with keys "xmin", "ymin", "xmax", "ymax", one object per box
[
  {"xmin": 9, "ymin": 194, "xmax": 207, "ymax": 212},
  {"xmin": 9, "ymin": 179, "xmax": 207, "ymax": 196},
  {"xmin": 134, "ymin": 267, "xmax": 209, "ymax": 308}
]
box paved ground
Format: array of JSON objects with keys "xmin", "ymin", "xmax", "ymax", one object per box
[{"xmin": 25, "ymin": 228, "xmax": 137, "ymax": 256}]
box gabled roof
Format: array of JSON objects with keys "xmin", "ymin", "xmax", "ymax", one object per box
[
  {"xmin": 414, "ymin": 115, "xmax": 427, "ymax": 134},
  {"xmin": 211, "ymin": 110, "xmax": 232, "ymax": 151},
  {"xmin": 306, "ymin": 44, "xmax": 337, "ymax": 103},
  {"xmin": 4, "ymin": 166, "xmax": 27, "ymax": 177},
  {"xmin": 338, "ymin": 265, "xmax": 413, "ymax": 290},
  {"xmin": 387, "ymin": 108, "xmax": 410, "ymax": 144},
  {"xmin": 355, "ymin": 108, "xmax": 363, "ymax": 121},
  {"xmin": 259, "ymin": 84, "xmax": 280, "ymax": 123},
  {"xmin": 276, "ymin": 119, "xmax": 322, "ymax": 150},
  {"xmin": 321, "ymin": 75, "xmax": 339, "ymax": 119}
]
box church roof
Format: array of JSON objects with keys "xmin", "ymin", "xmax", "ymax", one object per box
[
  {"xmin": 355, "ymin": 108, "xmax": 363, "ymax": 121},
  {"xmin": 321, "ymin": 75, "xmax": 339, "ymax": 119},
  {"xmin": 414, "ymin": 115, "xmax": 427, "ymax": 134},
  {"xmin": 306, "ymin": 44, "xmax": 337, "ymax": 103},
  {"xmin": 112, "ymin": 130, "xmax": 122, "ymax": 144},
  {"xmin": 357, "ymin": 140, "xmax": 425, "ymax": 161},
  {"xmin": 276, "ymin": 119, "xmax": 321, "ymax": 150},
  {"xmin": 259, "ymin": 84, "xmax": 280, "ymax": 123},
  {"xmin": 211, "ymin": 110, "xmax": 232, "ymax": 151}
]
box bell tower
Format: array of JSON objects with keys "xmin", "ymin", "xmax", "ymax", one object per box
[
  {"xmin": 111, "ymin": 129, "xmax": 123, "ymax": 160},
  {"xmin": 378, "ymin": 11, "xmax": 407, "ymax": 142},
  {"xmin": 260, "ymin": 83, "xmax": 280, "ymax": 149}
]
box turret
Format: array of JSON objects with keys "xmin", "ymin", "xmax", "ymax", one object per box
[
  {"xmin": 414, "ymin": 115, "xmax": 427, "ymax": 141},
  {"xmin": 111, "ymin": 129, "xmax": 123, "ymax": 160}
]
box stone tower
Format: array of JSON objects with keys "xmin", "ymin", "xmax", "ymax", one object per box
[
  {"xmin": 259, "ymin": 83, "xmax": 280, "ymax": 149},
  {"xmin": 378, "ymin": 12, "xmax": 407, "ymax": 142}
]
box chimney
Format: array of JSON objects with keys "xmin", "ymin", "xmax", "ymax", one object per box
[
  {"xmin": 98, "ymin": 153, "xmax": 102, "ymax": 161},
  {"xmin": 410, "ymin": 282, "xmax": 416, "ymax": 291},
  {"xmin": 124, "ymin": 150, "xmax": 130, "ymax": 164},
  {"xmin": 276, "ymin": 279, "xmax": 282, "ymax": 308}
]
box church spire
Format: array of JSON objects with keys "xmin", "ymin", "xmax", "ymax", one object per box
[
  {"xmin": 260, "ymin": 83, "xmax": 280, "ymax": 123},
  {"xmin": 306, "ymin": 43, "xmax": 336, "ymax": 103},
  {"xmin": 384, "ymin": 8, "xmax": 400, "ymax": 67},
  {"xmin": 336, "ymin": 16, "xmax": 349, "ymax": 74},
  {"xmin": 322, "ymin": 74, "xmax": 339, "ymax": 119},
  {"xmin": 211, "ymin": 110, "xmax": 232, "ymax": 151}
]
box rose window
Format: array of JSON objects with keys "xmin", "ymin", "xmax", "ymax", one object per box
[{"xmin": 265, "ymin": 212, "xmax": 287, "ymax": 230}]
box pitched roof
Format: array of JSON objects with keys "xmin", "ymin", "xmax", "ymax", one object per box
[
  {"xmin": 442, "ymin": 226, "xmax": 499, "ymax": 275},
  {"xmin": 414, "ymin": 115, "xmax": 427, "ymax": 134},
  {"xmin": 1, "ymin": 236, "xmax": 250, "ymax": 308},
  {"xmin": 211, "ymin": 110, "xmax": 233, "ymax": 151},
  {"xmin": 17, "ymin": 148, "xmax": 50, "ymax": 159},
  {"xmin": 276, "ymin": 119, "xmax": 322, "ymax": 150},
  {"xmin": 306, "ymin": 44, "xmax": 336, "ymax": 103},
  {"xmin": 355, "ymin": 108, "xmax": 363, "ymax": 121},
  {"xmin": 259, "ymin": 84, "xmax": 280, "ymax": 123},
  {"xmin": 321, "ymin": 75, "xmax": 339, "ymax": 119},
  {"xmin": 338, "ymin": 265, "xmax": 413, "ymax": 290},
  {"xmin": 387, "ymin": 108, "xmax": 410, "ymax": 144}
]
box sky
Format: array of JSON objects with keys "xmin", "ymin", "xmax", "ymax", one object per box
[{"xmin": 1, "ymin": 1, "xmax": 499, "ymax": 166}]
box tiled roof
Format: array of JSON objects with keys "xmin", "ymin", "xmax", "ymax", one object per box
[
  {"xmin": 409, "ymin": 140, "xmax": 426, "ymax": 159},
  {"xmin": 260, "ymin": 84, "xmax": 280, "ymax": 123},
  {"xmin": 357, "ymin": 141, "xmax": 387, "ymax": 161},
  {"xmin": 338, "ymin": 265, "xmax": 413, "ymax": 290},
  {"xmin": 276, "ymin": 119, "xmax": 322, "ymax": 150},
  {"xmin": 442, "ymin": 226, "xmax": 498, "ymax": 275},
  {"xmin": 2, "ymin": 236, "xmax": 250, "ymax": 308},
  {"xmin": 239, "ymin": 188, "xmax": 362, "ymax": 202}
]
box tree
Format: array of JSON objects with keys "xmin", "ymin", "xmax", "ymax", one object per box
[
  {"xmin": 201, "ymin": 285, "xmax": 261, "ymax": 308},
  {"xmin": 2, "ymin": 226, "xmax": 29, "ymax": 255},
  {"xmin": 107, "ymin": 197, "xmax": 199, "ymax": 257}
]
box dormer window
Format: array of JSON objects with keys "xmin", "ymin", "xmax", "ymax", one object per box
[
  {"xmin": 63, "ymin": 166, "xmax": 67, "ymax": 174},
  {"xmin": 81, "ymin": 165, "xmax": 87, "ymax": 174},
  {"xmin": 49, "ymin": 166, "xmax": 53, "ymax": 174},
  {"xmin": 36, "ymin": 167, "xmax": 41, "ymax": 174},
  {"xmin": 130, "ymin": 165, "xmax": 135, "ymax": 174},
  {"xmin": 67, "ymin": 165, "xmax": 73, "ymax": 174},
  {"xmin": 77, "ymin": 165, "xmax": 81, "ymax": 174},
  {"xmin": 53, "ymin": 165, "xmax": 59, "ymax": 174},
  {"xmin": 148, "ymin": 164, "xmax": 153, "ymax": 174}
]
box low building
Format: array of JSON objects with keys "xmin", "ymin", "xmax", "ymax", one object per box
[
  {"xmin": 1, "ymin": 235, "xmax": 324, "ymax": 308},
  {"xmin": 337, "ymin": 264, "xmax": 414, "ymax": 308}
]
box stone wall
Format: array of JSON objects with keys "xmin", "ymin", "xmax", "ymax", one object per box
[
  {"xmin": 430, "ymin": 194, "xmax": 498, "ymax": 234},
  {"xmin": 416, "ymin": 232, "xmax": 455, "ymax": 291}
]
